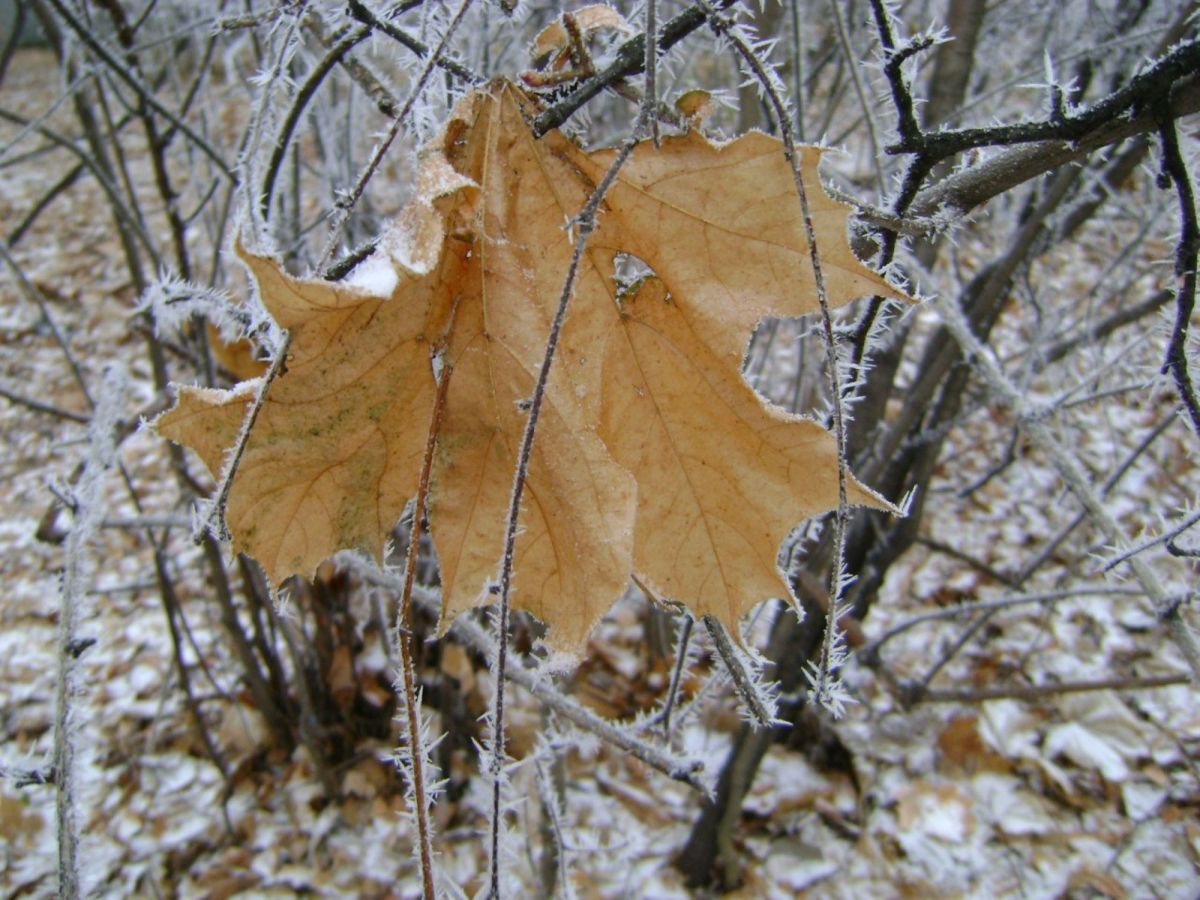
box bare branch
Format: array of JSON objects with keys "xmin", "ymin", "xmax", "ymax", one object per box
[{"xmin": 1155, "ymin": 102, "xmax": 1200, "ymax": 439}]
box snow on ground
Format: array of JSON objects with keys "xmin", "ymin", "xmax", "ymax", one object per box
[{"xmin": 1, "ymin": 43, "xmax": 1199, "ymax": 899}]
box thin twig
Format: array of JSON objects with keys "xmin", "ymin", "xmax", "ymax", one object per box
[
  {"xmin": 0, "ymin": 109, "xmax": 159, "ymax": 259},
  {"xmin": 828, "ymin": 0, "xmax": 885, "ymax": 196},
  {"xmin": 867, "ymin": 0, "xmax": 924, "ymax": 145},
  {"xmin": 199, "ymin": 331, "xmax": 292, "ymax": 542},
  {"xmin": 41, "ymin": 0, "xmax": 234, "ymax": 179},
  {"xmin": 915, "ymin": 534, "xmax": 1015, "ymax": 586},
  {"xmin": 239, "ymin": 5, "xmax": 307, "ymax": 234},
  {"xmin": 862, "ymin": 585, "xmax": 1141, "ymax": 670},
  {"xmin": 888, "ymin": 36, "xmax": 1200, "ymax": 158},
  {"xmin": 302, "ymin": 11, "xmax": 398, "ymax": 118},
  {"xmin": 643, "ymin": 0, "xmax": 659, "ymax": 147},
  {"xmin": 8, "ymin": 161, "xmax": 85, "ymax": 247},
  {"xmin": 963, "ymin": 407, "xmax": 1179, "ymax": 619},
  {"xmin": 315, "ymin": 0, "xmax": 476, "ymax": 271},
  {"xmin": 150, "ymin": 546, "xmax": 231, "ymax": 781},
  {"xmin": 652, "ymin": 612, "xmax": 693, "ymax": 734},
  {"xmin": 259, "ymin": 25, "xmax": 372, "ymax": 220},
  {"xmin": 390, "ymin": 305, "xmax": 460, "ymax": 900},
  {"xmin": 916, "ymin": 673, "xmax": 1189, "ymax": 704},
  {"xmin": 531, "ymin": 0, "xmax": 739, "ymax": 137},
  {"xmin": 701, "ymin": 616, "xmax": 776, "ymax": 728},
  {"xmin": 905, "ymin": 79, "xmax": 1200, "ymax": 223},
  {"xmin": 51, "ymin": 367, "xmax": 125, "ymax": 899},
  {"xmin": 0, "ymin": 379, "xmax": 89, "ymax": 423},
  {"xmin": 487, "ymin": 127, "xmax": 644, "ymax": 899},
  {"xmin": 701, "ymin": 0, "xmax": 855, "ymax": 712},
  {"xmin": 351, "ymin": 563, "xmax": 709, "ymax": 791},
  {"xmin": 1155, "ymin": 105, "xmax": 1200, "ymax": 440},
  {"xmin": 0, "ymin": 242, "xmax": 92, "ymax": 406},
  {"xmin": 533, "ymin": 754, "xmax": 571, "ymax": 899},
  {"xmin": 847, "ymin": 0, "xmax": 934, "ymax": 370},
  {"xmin": 0, "ymin": 0, "xmax": 24, "ymax": 84},
  {"xmin": 1104, "ymin": 508, "xmax": 1200, "ymax": 573},
  {"xmin": 345, "ymin": 0, "xmax": 481, "ymax": 84},
  {"xmin": 454, "ymin": 616, "xmax": 708, "ymax": 791},
  {"xmin": 485, "ymin": 67, "xmax": 670, "ymax": 886},
  {"xmin": 0, "ymin": 69, "xmax": 93, "ymax": 164}
]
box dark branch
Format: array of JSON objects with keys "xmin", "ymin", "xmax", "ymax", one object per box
[
  {"xmin": 890, "ymin": 37, "xmax": 1200, "ymax": 158},
  {"xmin": 908, "ymin": 77, "xmax": 1200, "ymax": 220},
  {"xmin": 867, "ymin": 0, "xmax": 926, "ymax": 145},
  {"xmin": 345, "ymin": 0, "xmax": 482, "ymax": 84},
  {"xmin": 1156, "ymin": 97, "xmax": 1200, "ymax": 440},
  {"xmin": 260, "ymin": 25, "xmax": 372, "ymax": 220},
  {"xmin": 531, "ymin": 0, "xmax": 740, "ymax": 137}
]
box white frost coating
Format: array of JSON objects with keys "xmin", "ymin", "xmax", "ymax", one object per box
[
  {"xmin": 139, "ymin": 269, "xmax": 282, "ymax": 356},
  {"xmin": 344, "ymin": 255, "xmax": 399, "ymax": 298},
  {"xmin": 1043, "ymin": 722, "xmax": 1129, "ymax": 781},
  {"xmin": 418, "ymin": 150, "xmax": 475, "ymax": 201},
  {"xmin": 173, "ymin": 378, "xmax": 261, "ymax": 405},
  {"xmin": 902, "ymin": 784, "xmax": 972, "ymax": 843},
  {"xmin": 378, "ymin": 213, "xmax": 436, "ymax": 276},
  {"xmin": 970, "ymin": 773, "xmax": 1055, "ymax": 836},
  {"xmin": 978, "ymin": 699, "xmax": 1041, "ymax": 760}
]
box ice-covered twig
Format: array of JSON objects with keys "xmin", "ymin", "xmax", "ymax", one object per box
[
  {"xmin": 531, "ymin": 0, "xmax": 741, "ymax": 137},
  {"xmin": 700, "ymin": 0, "xmax": 858, "ymax": 715},
  {"xmin": 701, "ymin": 616, "xmax": 779, "ymax": 728},
  {"xmin": 1155, "ymin": 108, "xmax": 1200, "ymax": 440},
  {"xmin": 196, "ymin": 331, "xmax": 291, "ymax": 543},
  {"xmin": 315, "ymin": 0, "xmax": 477, "ymax": 271},
  {"xmin": 643, "ymin": 0, "xmax": 660, "ymax": 147},
  {"xmin": 828, "ymin": 0, "xmax": 884, "ymax": 195},
  {"xmin": 862, "ymin": 586, "xmax": 1145, "ymax": 668},
  {"xmin": 1104, "ymin": 508, "xmax": 1200, "ymax": 573},
  {"xmin": 258, "ymin": 25, "xmax": 373, "ymax": 221},
  {"xmin": 649, "ymin": 611, "xmax": 693, "ymax": 734},
  {"xmin": 385, "ymin": 306, "xmax": 459, "ymax": 900},
  {"xmin": 346, "ymin": 0, "xmax": 481, "ymax": 84},
  {"xmin": 488, "ymin": 103, "xmax": 655, "ymax": 893},
  {"xmin": 917, "ymin": 673, "xmax": 1189, "ymax": 704},
  {"xmin": 0, "ymin": 241, "xmax": 92, "ymax": 405},
  {"xmin": 52, "ymin": 365, "xmax": 126, "ymax": 899},
  {"xmin": 346, "ymin": 563, "xmax": 712, "ymax": 791},
  {"xmin": 0, "ymin": 378, "xmax": 88, "ymax": 423},
  {"xmin": 450, "ymin": 616, "xmax": 710, "ymax": 794},
  {"xmin": 42, "ymin": 0, "xmax": 233, "ymax": 179}
]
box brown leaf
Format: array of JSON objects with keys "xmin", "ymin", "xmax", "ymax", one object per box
[
  {"xmin": 601, "ymin": 278, "xmax": 887, "ymax": 627},
  {"xmin": 156, "ymin": 80, "xmax": 903, "ymax": 651},
  {"xmin": 424, "ymin": 86, "xmax": 636, "ymax": 650},
  {"xmin": 159, "ymin": 244, "xmax": 445, "ymax": 581},
  {"xmin": 575, "ymin": 128, "xmax": 901, "ymax": 365},
  {"xmin": 328, "ymin": 644, "xmax": 357, "ymax": 714},
  {"xmin": 529, "ymin": 5, "xmax": 632, "ymax": 71},
  {"xmin": 207, "ymin": 323, "xmax": 266, "ymax": 380}
]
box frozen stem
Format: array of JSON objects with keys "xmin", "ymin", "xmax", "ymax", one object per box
[
  {"xmin": 489, "ymin": 121, "xmax": 645, "ymax": 897},
  {"xmin": 52, "ymin": 365, "xmax": 126, "ymax": 899},
  {"xmin": 315, "ymin": 0, "xmax": 477, "ymax": 271},
  {"xmin": 349, "ymin": 563, "xmax": 710, "ymax": 793},
  {"xmin": 199, "ymin": 330, "xmax": 292, "ymax": 543},
  {"xmin": 702, "ymin": 616, "xmax": 778, "ymax": 728},
  {"xmin": 651, "ymin": 611, "xmax": 693, "ymax": 735},
  {"xmin": 702, "ymin": 0, "xmax": 856, "ymax": 715},
  {"xmin": 388, "ymin": 322, "xmax": 458, "ymax": 900}
]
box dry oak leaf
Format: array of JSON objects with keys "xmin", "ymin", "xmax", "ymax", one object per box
[
  {"xmin": 156, "ymin": 79, "xmax": 904, "ymax": 651},
  {"xmin": 528, "ymin": 4, "xmax": 632, "ymax": 73}
]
